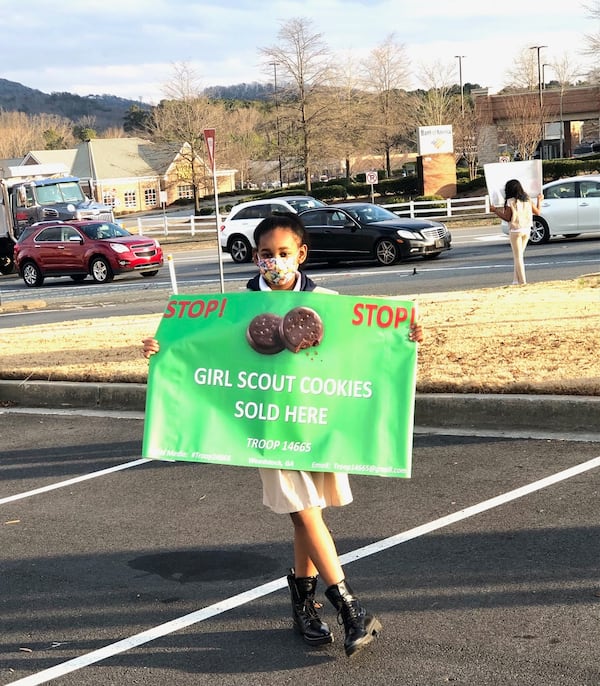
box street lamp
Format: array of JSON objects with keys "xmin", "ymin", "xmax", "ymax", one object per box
[
  {"xmin": 530, "ymin": 45, "xmax": 547, "ymax": 160},
  {"xmin": 454, "ymin": 55, "xmax": 466, "ymax": 116},
  {"xmin": 542, "ymin": 63, "xmax": 551, "ymax": 89},
  {"xmin": 270, "ymin": 61, "xmax": 283, "ymax": 189}
]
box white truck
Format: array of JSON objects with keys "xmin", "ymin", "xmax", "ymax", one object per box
[{"xmin": 0, "ymin": 163, "xmax": 114, "ymax": 274}]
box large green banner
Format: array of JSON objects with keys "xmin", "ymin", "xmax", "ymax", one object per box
[{"xmin": 142, "ymin": 291, "xmax": 417, "ymax": 478}]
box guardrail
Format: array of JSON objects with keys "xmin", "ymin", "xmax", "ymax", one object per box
[{"xmin": 133, "ymin": 195, "xmax": 493, "ymax": 238}]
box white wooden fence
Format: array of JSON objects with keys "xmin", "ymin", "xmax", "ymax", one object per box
[
  {"xmin": 133, "ymin": 195, "xmax": 493, "ymax": 238},
  {"xmin": 383, "ymin": 195, "xmax": 491, "ymax": 218},
  {"xmin": 135, "ymin": 214, "xmax": 218, "ymax": 237}
]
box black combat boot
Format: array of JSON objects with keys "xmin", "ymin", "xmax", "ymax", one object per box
[
  {"xmin": 287, "ymin": 568, "xmax": 333, "ymax": 646},
  {"xmin": 325, "ymin": 579, "xmax": 382, "ymax": 657}
]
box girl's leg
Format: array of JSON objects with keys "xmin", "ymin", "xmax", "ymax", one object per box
[
  {"xmin": 289, "ymin": 506, "xmax": 381, "ymax": 656},
  {"xmin": 510, "ymin": 232, "xmax": 527, "ymax": 284},
  {"xmin": 290, "ymin": 507, "xmax": 344, "ymax": 586}
]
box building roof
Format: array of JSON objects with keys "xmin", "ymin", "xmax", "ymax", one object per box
[
  {"xmin": 73, "ymin": 138, "xmax": 181, "ymax": 180},
  {"xmin": 22, "ymin": 149, "xmax": 78, "ymax": 169},
  {"xmin": 15, "ymin": 138, "xmax": 236, "ymax": 183}
]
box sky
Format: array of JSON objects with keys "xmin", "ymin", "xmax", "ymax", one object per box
[{"xmin": 0, "ymin": 0, "xmax": 594, "ymax": 104}]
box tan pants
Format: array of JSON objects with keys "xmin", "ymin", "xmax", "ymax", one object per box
[{"xmin": 509, "ymin": 231, "xmax": 529, "ymax": 285}]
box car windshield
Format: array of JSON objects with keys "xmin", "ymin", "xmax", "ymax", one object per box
[
  {"xmin": 346, "ymin": 205, "xmax": 399, "ymax": 223},
  {"xmin": 36, "ymin": 181, "xmax": 86, "ymax": 205},
  {"xmin": 286, "ymin": 198, "xmax": 326, "ymax": 212},
  {"xmin": 81, "ymin": 223, "xmax": 131, "ymax": 240}
]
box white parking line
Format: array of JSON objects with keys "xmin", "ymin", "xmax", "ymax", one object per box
[
  {"xmin": 7, "ymin": 453, "xmax": 600, "ymax": 686},
  {"xmin": 0, "ymin": 459, "xmax": 147, "ymax": 506}
]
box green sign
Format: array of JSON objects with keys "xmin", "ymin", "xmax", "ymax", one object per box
[{"xmin": 142, "ymin": 291, "xmax": 417, "ymax": 478}]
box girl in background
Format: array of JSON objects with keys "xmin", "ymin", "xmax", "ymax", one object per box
[{"xmin": 490, "ymin": 178, "xmax": 543, "ymax": 286}]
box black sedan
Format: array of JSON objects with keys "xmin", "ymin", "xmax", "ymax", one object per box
[{"xmin": 298, "ymin": 203, "xmax": 451, "ymax": 266}]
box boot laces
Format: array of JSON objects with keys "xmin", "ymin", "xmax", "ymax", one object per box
[
  {"xmin": 338, "ymin": 599, "xmax": 364, "ymax": 625},
  {"xmin": 304, "ymin": 598, "xmax": 323, "ymax": 619}
]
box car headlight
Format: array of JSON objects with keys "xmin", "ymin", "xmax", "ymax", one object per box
[
  {"xmin": 397, "ymin": 229, "xmax": 422, "ymax": 240},
  {"xmin": 110, "ymin": 243, "xmax": 130, "ymax": 254}
]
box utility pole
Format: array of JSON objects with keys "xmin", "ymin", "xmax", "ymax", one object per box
[
  {"xmin": 530, "ymin": 45, "xmax": 547, "ymax": 160},
  {"xmin": 454, "ymin": 55, "xmax": 466, "ymax": 116},
  {"xmin": 270, "ymin": 62, "xmax": 283, "ymax": 189}
]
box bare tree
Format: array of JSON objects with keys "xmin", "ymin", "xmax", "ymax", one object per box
[
  {"xmin": 415, "ymin": 60, "xmax": 459, "ymax": 126},
  {"xmin": 499, "ymin": 94, "xmax": 543, "ymax": 160},
  {"xmin": 503, "ymin": 47, "xmax": 539, "ymax": 91},
  {"xmin": 152, "ymin": 62, "xmax": 217, "ymax": 213},
  {"xmin": 582, "ymin": 1, "xmax": 600, "ymax": 56},
  {"xmin": 545, "ymin": 53, "xmax": 582, "ymax": 156},
  {"xmin": 452, "ymin": 102, "xmax": 484, "ymax": 180},
  {"xmin": 361, "ymin": 34, "xmax": 412, "ymax": 176},
  {"xmin": 220, "ymin": 105, "xmax": 264, "ymax": 189},
  {"xmin": 327, "ymin": 59, "xmax": 372, "ymax": 179},
  {"xmin": 0, "ymin": 111, "xmax": 76, "ymax": 157},
  {"xmin": 259, "ymin": 17, "xmax": 333, "ymax": 191}
]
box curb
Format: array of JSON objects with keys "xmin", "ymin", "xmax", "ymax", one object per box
[{"xmin": 1, "ymin": 380, "xmax": 598, "ymax": 439}]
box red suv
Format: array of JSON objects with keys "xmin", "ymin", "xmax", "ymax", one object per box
[{"xmin": 14, "ymin": 220, "xmax": 163, "ymax": 287}]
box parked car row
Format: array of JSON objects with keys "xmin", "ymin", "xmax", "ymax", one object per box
[
  {"xmin": 8, "ymin": 174, "xmax": 600, "ymax": 287},
  {"xmin": 219, "ymin": 196, "xmax": 452, "ymax": 265}
]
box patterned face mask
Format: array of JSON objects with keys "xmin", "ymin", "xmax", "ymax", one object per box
[{"xmin": 256, "ymin": 256, "xmax": 298, "ymax": 286}]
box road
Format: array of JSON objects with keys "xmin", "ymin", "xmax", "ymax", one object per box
[
  {"xmin": 2, "ymin": 409, "xmax": 599, "ymax": 685},
  {"xmin": 1, "ymin": 224, "xmax": 599, "ymax": 328}
]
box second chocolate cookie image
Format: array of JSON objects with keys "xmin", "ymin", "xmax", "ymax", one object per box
[
  {"xmin": 279, "ymin": 306, "xmax": 324, "ymax": 353},
  {"xmin": 246, "ymin": 312, "xmax": 286, "ymax": 354}
]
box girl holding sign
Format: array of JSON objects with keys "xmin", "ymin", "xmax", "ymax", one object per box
[
  {"xmin": 490, "ymin": 179, "xmax": 543, "ymax": 286},
  {"xmin": 143, "ymin": 213, "xmax": 423, "ymax": 658}
]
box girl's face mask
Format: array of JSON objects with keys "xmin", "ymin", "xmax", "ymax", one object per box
[{"xmin": 256, "ymin": 255, "xmax": 298, "ymax": 286}]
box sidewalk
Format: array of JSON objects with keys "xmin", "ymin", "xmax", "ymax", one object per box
[{"xmin": 1, "ymin": 379, "xmax": 599, "ymax": 442}]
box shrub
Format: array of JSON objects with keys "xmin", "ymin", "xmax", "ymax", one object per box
[
  {"xmin": 542, "ymin": 157, "xmax": 600, "ymax": 181},
  {"xmin": 456, "ymin": 176, "xmax": 487, "ymax": 192},
  {"xmin": 376, "ymin": 176, "xmax": 420, "ymax": 196},
  {"xmin": 347, "ymin": 182, "xmax": 370, "ymax": 197},
  {"xmin": 311, "ymin": 184, "xmax": 348, "ymax": 201}
]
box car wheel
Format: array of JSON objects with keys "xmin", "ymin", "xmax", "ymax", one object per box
[
  {"xmin": 529, "ymin": 218, "xmax": 550, "ymax": 244},
  {"xmin": 228, "ymin": 236, "xmax": 253, "ymax": 263},
  {"xmin": 21, "ymin": 261, "xmax": 44, "ymax": 287},
  {"xmin": 422, "ymin": 252, "xmax": 442, "ymax": 260},
  {"xmin": 375, "ymin": 239, "xmax": 399, "ymax": 266},
  {"xmin": 70, "ymin": 275, "xmax": 86, "ymax": 282},
  {"xmin": 90, "ymin": 256, "xmax": 114, "ymax": 283},
  {"xmin": 140, "ymin": 270, "xmax": 159, "ymax": 278}
]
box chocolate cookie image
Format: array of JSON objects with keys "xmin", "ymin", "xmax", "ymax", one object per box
[
  {"xmin": 246, "ymin": 312, "xmax": 285, "ymax": 354},
  {"xmin": 279, "ymin": 306, "xmax": 324, "ymax": 353}
]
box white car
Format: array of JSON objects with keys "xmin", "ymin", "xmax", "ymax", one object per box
[
  {"xmin": 512, "ymin": 175, "xmax": 600, "ymax": 245},
  {"xmin": 219, "ymin": 196, "xmax": 325, "ymax": 263}
]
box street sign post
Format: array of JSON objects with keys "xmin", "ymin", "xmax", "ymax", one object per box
[
  {"xmin": 365, "ymin": 171, "xmax": 379, "ymax": 203},
  {"xmin": 204, "ymin": 128, "xmax": 225, "ymax": 293}
]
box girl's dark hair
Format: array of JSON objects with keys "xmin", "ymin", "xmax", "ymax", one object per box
[
  {"xmin": 504, "ymin": 179, "xmax": 529, "ymax": 203},
  {"xmin": 253, "ymin": 212, "xmax": 310, "ymax": 248}
]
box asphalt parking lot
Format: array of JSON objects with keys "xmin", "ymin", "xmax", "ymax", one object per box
[{"xmin": 2, "ymin": 408, "xmax": 600, "ymax": 686}]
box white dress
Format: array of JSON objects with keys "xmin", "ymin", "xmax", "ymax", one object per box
[
  {"xmin": 254, "ymin": 275, "xmax": 353, "ymax": 514},
  {"xmin": 259, "ymin": 468, "xmax": 353, "ymax": 514}
]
